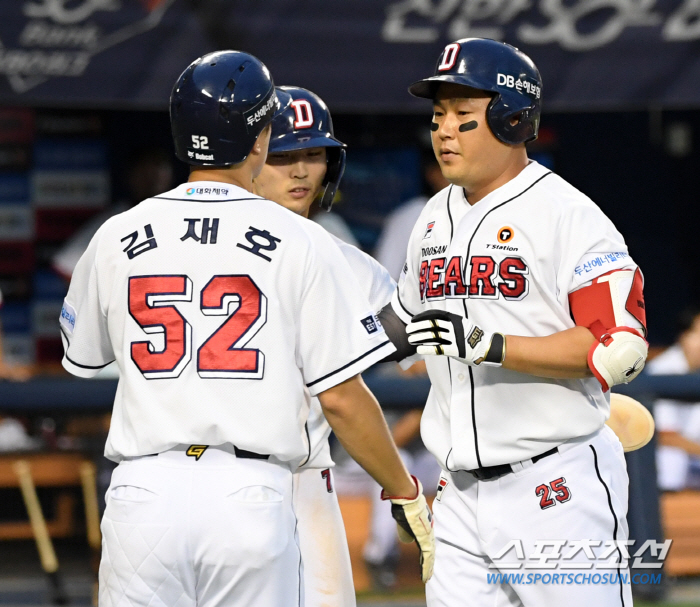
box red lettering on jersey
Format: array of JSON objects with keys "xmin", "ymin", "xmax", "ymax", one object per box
[
  {"xmin": 291, "ymin": 99, "xmax": 314, "ymax": 129},
  {"xmin": 498, "ymin": 257, "xmax": 529, "ymax": 300},
  {"xmin": 129, "ymin": 275, "xmax": 192, "ymax": 377},
  {"xmin": 198, "ymin": 275, "xmax": 267, "ymax": 378},
  {"xmin": 419, "ymin": 260, "xmax": 429, "ymax": 301},
  {"xmin": 438, "ymin": 43, "xmax": 460, "ymax": 71},
  {"xmin": 469, "ymin": 256, "xmax": 497, "ymax": 297},
  {"xmin": 444, "ymin": 256, "xmax": 466, "ymax": 297},
  {"xmin": 427, "ymin": 257, "xmax": 446, "ymax": 299}
]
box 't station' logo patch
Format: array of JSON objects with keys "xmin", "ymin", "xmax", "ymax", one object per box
[{"xmin": 497, "ymin": 226, "xmax": 514, "ymax": 243}]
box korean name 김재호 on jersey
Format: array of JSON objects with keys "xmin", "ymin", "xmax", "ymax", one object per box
[
  {"xmin": 392, "ymin": 161, "xmax": 642, "ymax": 471},
  {"xmin": 60, "ymin": 182, "xmax": 394, "ymax": 463}
]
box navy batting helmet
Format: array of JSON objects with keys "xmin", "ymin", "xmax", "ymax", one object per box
[
  {"xmin": 268, "ymin": 86, "xmax": 347, "ymax": 211},
  {"xmin": 170, "ymin": 51, "xmax": 277, "ymax": 167},
  {"xmin": 409, "ymin": 38, "xmax": 542, "ymax": 145}
]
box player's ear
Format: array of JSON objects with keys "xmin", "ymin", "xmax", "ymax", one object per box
[{"xmin": 250, "ymin": 123, "xmax": 272, "ymax": 157}]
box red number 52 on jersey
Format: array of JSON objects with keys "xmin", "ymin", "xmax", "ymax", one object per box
[{"xmin": 128, "ymin": 274, "xmax": 267, "ymax": 380}]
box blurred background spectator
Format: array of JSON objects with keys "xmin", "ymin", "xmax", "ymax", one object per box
[
  {"xmin": 374, "ymin": 149, "xmax": 449, "ymax": 281},
  {"xmin": 647, "ymin": 307, "xmax": 700, "ymax": 491}
]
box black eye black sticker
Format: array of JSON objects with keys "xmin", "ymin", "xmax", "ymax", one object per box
[{"xmin": 459, "ymin": 120, "xmax": 478, "ymax": 132}]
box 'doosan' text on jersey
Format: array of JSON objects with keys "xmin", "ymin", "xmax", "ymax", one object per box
[{"xmin": 392, "ymin": 161, "xmax": 639, "ymax": 471}]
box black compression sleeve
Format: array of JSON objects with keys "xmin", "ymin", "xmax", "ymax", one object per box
[{"xmin": 378, "ymin": 304, "xmax": 417, "ymax": 362}]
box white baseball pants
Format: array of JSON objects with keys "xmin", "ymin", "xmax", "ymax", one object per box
[
  {"xmin": 426, "ymin": 426, "xmax": 634, "ymax": 607},
  {"xmin": 293, "ymin": 467, "xmax": 356, "ymax": 607},
  {"xmin": 99, "ymin": 445, "xmax": 300, "ymax": 607}
]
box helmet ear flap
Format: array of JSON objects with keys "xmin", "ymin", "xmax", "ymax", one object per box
[
  {"xmin": 319, "ymin": 148, "xmax": 346, "ymax": 211},
  {"xmin": 486, "ymin": 94, "xmax": 538, "ymax": 146}
]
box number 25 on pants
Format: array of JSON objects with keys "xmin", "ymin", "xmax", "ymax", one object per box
[
  {"xmin": 128, "ymin": 274, "xmax": 267, "ymax": 380},
  {"xmin": 535, "ymin": 478, "xmax": 572, "ymax": 510}
]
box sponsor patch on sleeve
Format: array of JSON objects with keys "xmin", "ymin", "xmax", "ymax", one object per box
[
  {"xmin": 59, "ymin": 302, "xmax": 76, "ymax": 335},
  {"xmin": 572, "ymin": 252, "xmax": 631, "ymax": 287},
  {"xmin": 361, "ymin": 314, "xmax": 383, "ymax": 337}
]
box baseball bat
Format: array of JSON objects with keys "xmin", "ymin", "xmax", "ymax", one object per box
[
  {"xmin": 13, "ymin": 460, "xmax": 69, "ymax": 605},
  {"xmin": 79, "ymin": 462, "xmax": 101, "ymax": 551},
  {"xmin": 79, "ymin": 461, "xmax": 101, "ymax": 607}
]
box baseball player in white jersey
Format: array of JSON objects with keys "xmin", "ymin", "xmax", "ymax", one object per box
[
  {"xmin": 59, "ymin": 52, "xmax": 434, "ymax": 607},
  {"xmin": 376, "ymin": 39, "xmax": 648, "ymax": 606},
  {"xmin": 253, "ymin": 86, "xmax": 400, "ymax": 606}
]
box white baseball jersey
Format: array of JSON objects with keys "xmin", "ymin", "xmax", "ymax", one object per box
[
  {"xmin": 60, "ymin": 181, "xmax": 394, "ymax": 463},
  {"xmin": 301, "ymin": 233, "xmax": 395, "ymax": 469},
  {"xmin": 392, "ymin": 161, "xmax": 639, "ymax": 470}
]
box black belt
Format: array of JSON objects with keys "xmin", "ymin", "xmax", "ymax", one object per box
[
  {"xmin": 468, "ymin": 447, "xmax": 559, "ymax": 481},
  {"xmin": 234, "ymin": 446, "xmax": 270, "ymax": 460}
]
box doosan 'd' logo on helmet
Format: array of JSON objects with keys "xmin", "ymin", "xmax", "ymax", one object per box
[
  {"xmin": 438, "ymin": 43, "xmax": 460, "ymax": 71},
  {"xmin": 291, "ymin": 99, "xmax": 314, "ymax": 129}
]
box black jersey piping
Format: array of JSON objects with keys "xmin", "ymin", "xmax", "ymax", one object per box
[
  {"xmin": 467, "ymin": 366, "xmax": 481, "ymax": 467},
  {"xmin": 395, "ymin": 290, "xmax": 414, "ymax": 319},
  {"xmin": 463, "ymin": 172, "xmax": 551, "ymax": 262},
  {"xmin": 443, "ymin": 186, "xmax": 457, "ymax": 471},
  {"xmin": 444, "ymin": 360, "xmax": 457, "ymax": 472},
  {"xmin": 590, "ymin": 445, "xmax": 625, "ymax": 607},
  {"xmin": 291, "ymin": 483, "xmax": 302, "ymax": 607},
  {"xmin": 65, "ymin": 354, "xmax": 115, "ymax": 370},
  {"xmin": 299, "ymin": 422, "xmax": 312, "ymax": 468},
  {"xmin": 306, "ymin": 340, "xmax": 391, "ymax": 388},
  {"xmin": 446, "ymin": 185, "xmax": 454, "ymax": 241},
  {"xmin": 461, "ymin": 171, "xmax": 552, "ymax": 467}
]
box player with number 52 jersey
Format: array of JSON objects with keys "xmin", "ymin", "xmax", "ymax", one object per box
[
  {"xmin": 61, "ymin": 180, "xmax": 391, "ymax": 462},
  {"xmin": 60, "ymin": 51, "xmax": 432, "ymax": 607}
]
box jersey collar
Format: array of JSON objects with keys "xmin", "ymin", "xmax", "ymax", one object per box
[
  {"xmin": 460, "ymin": 160, "xmax": 550, "ymax": 209},
  {"xmin": 154, "ymin": 181, "xmax": 264, "ymax": 202}
]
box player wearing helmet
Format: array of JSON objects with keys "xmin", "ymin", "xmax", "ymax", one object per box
[
  {"xmin": 254, "ymin": 86, "xmax": 421, "ymax": 606},
  {"xmin": 254, "ymin": 86, "xmax": 346, "ymax": 215},
  {"xmin": 61, "ymin": 53, "xmax": 433, "ymax": 607},
  {"xmin": 378, "ymin": 38, "xmax": 647, "ymax": 606}
]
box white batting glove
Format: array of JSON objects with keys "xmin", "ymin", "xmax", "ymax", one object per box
[
  {"xmin": 588, "ymin": 327, "xmax": 648, "ymax": 392},
  {"xmin": 406, "ymin": 310, "xmax": 506, "ymax": 366},
  {"xmin": 381, "ymin": 476, "xmax": 435, "ymax": 583}
]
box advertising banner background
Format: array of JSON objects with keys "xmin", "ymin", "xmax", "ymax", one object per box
[{"xmin": 0, "ymin": 1, "xmax": 699, "ymax": 111}]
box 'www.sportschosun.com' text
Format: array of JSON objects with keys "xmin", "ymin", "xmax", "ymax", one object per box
[{"xmin": 487, "ymin": 573, "xmax": 662, "ymax": 585}]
